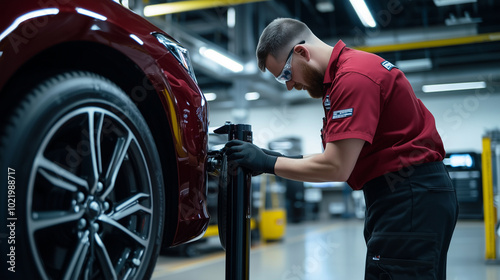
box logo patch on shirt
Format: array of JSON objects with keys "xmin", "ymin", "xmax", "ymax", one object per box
[
  {"xmin": 381, "ymin": 60, "xmax": 397, "ymax": 71},
  {"xmin": 324, "ymin": 95, "xmax": 331, "ymax": 111},
  {"xmin": 332, "ymin": 108, "xmax": 353, "ymax": 120}
]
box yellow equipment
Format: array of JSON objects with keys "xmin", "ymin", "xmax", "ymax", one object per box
[
  {"xmin": 482, "ymin": 130, "xmax": 500, "ymax": 262},
  {"xmin": 258, "ymin": 174, "xmax": 286, "ymax": 242}
]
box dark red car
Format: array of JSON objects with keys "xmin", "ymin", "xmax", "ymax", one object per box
[{"xmin": 0, "ymin": 0, "xmax": 210, "ymax": 279}]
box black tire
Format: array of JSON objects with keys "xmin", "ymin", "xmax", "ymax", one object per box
[{"xmin": 0, "ymin": 71, "xmax": 165, "ymax": 280}]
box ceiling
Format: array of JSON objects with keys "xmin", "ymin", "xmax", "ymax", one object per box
[{"xmin": 131, "ymin": 0, "xmax": 500, "ymax": 109}]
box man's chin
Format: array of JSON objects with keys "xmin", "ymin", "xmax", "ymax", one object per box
[
  {"xmin": 294, "ymin": 82, "xmax": 323, "ymax": 98},
  {"xmin": 294, "ymin": 84, "xmax": 305, "ymax": 91},
  {"xmin": 307, "ymin": 88, "xmax": 323, "ymax": 99}
]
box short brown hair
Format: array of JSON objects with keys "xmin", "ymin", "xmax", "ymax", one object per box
[{"xmin": 256, "ymin": 18, "xmax": 311, "ymax": 72}]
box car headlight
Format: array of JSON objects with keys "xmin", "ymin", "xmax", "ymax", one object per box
[{"xmin": 153, "ymin": 33, "xmax": 197, "ymax": 83}]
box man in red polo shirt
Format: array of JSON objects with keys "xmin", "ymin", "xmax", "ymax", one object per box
[{"xmin": 225, "ymin": 18, "xmax": 459, "ymax": 279}]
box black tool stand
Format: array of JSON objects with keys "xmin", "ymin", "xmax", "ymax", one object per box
[{"xmin": 214, "ymin": 122, "xmax": 252, "ymax": 280}]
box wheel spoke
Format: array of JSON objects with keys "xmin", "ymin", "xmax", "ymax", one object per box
[
  {"xmin": 31, "ymin": 209, "xmax": 84, "ymax": 231},
  {"xmin": 112, "ymin": 193, "xmax": 152, "ymax": 221},
  {"xmin": 63, "ymin": 230, "xmax": 91, "ymax": 280},
  {"xmin": 95, "ymin": 233, "xmax": 118, "ymax": 280},
  {"xmin": 88, "ymin": 111, "xmax": 104, "ymax": 192},
  {"xmin": 98, "ymin": 215, "xmax": 148, "ymax": 247},
  {"xmin": 36, "ymin": 156, "xmax": 88, "ymax": 191},
  {"xmin": 101, "ymin": 133, "xmax": 132, "ymax": 199}
]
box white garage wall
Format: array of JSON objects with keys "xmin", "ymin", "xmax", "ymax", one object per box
[
  {"xmin": 421, "ymin": 92, "xmax": 500, "ymax": 154},
  {"xmin": 208, "ymin": 92, "xmax": 500, "ymax": 155},
  {"xmin": 208, "ymin": 101, "xmax": 325, "ymax": 155}
]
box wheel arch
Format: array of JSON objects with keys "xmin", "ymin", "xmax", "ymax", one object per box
[{"xmin": 0, "ymin": 41, "xmax": 181, "ymax": 247}]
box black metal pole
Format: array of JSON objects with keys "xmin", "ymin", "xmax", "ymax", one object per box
[{"xmin": 216, "ymin": 123, "xmax": 252, "ymax": 280}]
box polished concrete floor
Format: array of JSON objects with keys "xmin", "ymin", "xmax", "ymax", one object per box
[{"xmin": 152, "ymin": 219, "xmax": 500, "ymax": 280}]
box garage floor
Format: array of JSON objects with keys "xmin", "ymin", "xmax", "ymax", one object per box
[{"xmin": 153, "ymin": 219, "xmax": 500, "ymax": 280}]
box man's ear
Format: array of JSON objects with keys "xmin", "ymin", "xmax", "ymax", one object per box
[{"xmin": 294, "ymin": 45, "xmax": 310, "ymax": 61}]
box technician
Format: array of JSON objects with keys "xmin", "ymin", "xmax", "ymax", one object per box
[{"xmin": 225, "ymin": 18, "xmax": 459, "ymax": 279}]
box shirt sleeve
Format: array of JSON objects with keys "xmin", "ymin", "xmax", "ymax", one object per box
[{"xmin": 323, "ymin": 72, "xmax": 381, "ymax": 144}]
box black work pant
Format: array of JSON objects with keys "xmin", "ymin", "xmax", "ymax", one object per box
[{"xmin": 362, "ymin": 161, "xmax": 459, "ymax": 280}]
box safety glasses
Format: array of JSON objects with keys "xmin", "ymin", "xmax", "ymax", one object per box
[{"xmin": 275, "ymin": 40, "xmax": 305, "ymax": 84}]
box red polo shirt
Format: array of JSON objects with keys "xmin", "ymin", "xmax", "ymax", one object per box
[{"xmin": 321, "ymin": 40, "xmax": 445, "ymax": 190}]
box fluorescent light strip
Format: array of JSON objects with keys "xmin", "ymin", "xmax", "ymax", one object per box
[
  {"xmin": 422, "ymin": 81, "xmax": 486, "ymax": 93},
  {"xmin": 199, "ymin": 47, "xmax": 244, "ymax": 73},
  {"xmin": 316, "ymin": 0, "xmax": 335, "ymax": 13},
  {"xmin": 204, "ymin": 92, "xmax": 217, "ymax": 101},
  {"xmin": 143, "ymin": 0, "xmax": 267, "ymax": 17},
  {"xmin": 349, "ymin": 0, "xmax": 376, "ymax": 28},
  {"xmin": 433, "ymin": 0, "xmax": 477, "ymax": 7},
  {"xmin": 396, "ymin": 58, "xmax": 432, "ymax": 72},
  {"xmin": 245, "ymin": 92, "xmax": 260, "ymax": 101},
  {"xmin": 227, "ymin": 7, "xmax": 235, "ymax": 28}
]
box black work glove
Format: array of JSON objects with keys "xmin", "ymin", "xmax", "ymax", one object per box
[
  {"xmin": 262, "ymin": 149, "xmax": 303, "ymax": 159},
  {"xmin": 261, "ymin": 149, "xmax": 284, "ymax": 157},
  {"xmin": 225, "ymin": 140, "xmax": 278, "ymax": 174}
]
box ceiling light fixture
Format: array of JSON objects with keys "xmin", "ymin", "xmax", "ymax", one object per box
[
  {"xmin": 143, "ymin": 0, "xmax": 267, "ymax": 17},
  {"xmin": 422, "ymin": 81, "xmax": 486, "ymax": 93},
  {"xmin": 433, "ymin": 0, "xmax": 477, "ymax": 7},
  {"xmin": 445, "ymin": 11, "xmax": 482, "ymax": 26},
  {"xmin": 316, "ymin": 0, "xmax": 335, "ymax": 13},
  {"xmin": 204, "ymin": 92, "xmax": 217, "ymax": 101},
  {"xmin": 227, "ymin": 7, "xmax": 235, "ymax": 28},
  {"xmin": 199, "ymin": 47, "xmax": 244, "ymax": 73},
  {"xmin": 349, "ymin": 0, "xmax": 377, "ymax": 28},
  {"xmin": 245, "ymin": 92, "xmax": 260, "ymax": 101},
  {"xmin": 396, "ymin": 58, "xmax": 432, "ymax": 72}
]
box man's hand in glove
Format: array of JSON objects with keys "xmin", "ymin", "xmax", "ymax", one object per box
[{"xmin": 224, "ymin": 140, "xmax": 278, "ymax": 174}]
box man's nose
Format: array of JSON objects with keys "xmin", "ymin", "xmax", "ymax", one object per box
[{"xmin": 286, "ymin": 80, "xmax": 294, "ymax": 91}]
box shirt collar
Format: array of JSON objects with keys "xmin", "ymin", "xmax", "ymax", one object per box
[{"xmin": 323, "ymin": 40, "xmax": 346, "ymax": 85}]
